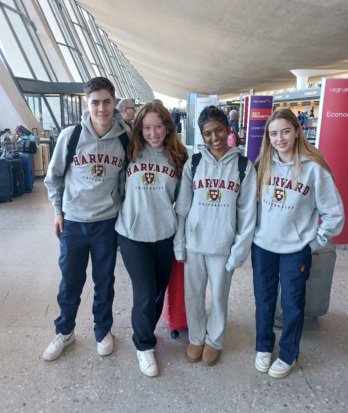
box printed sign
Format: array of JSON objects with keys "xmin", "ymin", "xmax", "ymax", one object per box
[
  {"xmin": 245, "ymin": 96, "xmax": 273, "ymax": 162},
  {"xmin": 316, "ymin": 78, "xmax": 348, "ymax": 244},
  {"xmin": 193, "ymin": 95, "xmax": 219, "ymax": 152}
]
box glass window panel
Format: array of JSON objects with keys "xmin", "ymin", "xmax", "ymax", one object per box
[
  {"xmin": 6, "ymin": 11, "xmax": 50, "ymax": 80},
  {"xmin": 41, "ymin": 98, "xmax": 57, "ymax": 130},
  {"xmin": 24, "ymin": 19, "xmax": 56, "ymax": 81},
  {"xmin": 46, "ymin": 96, "xmax": 61, "ymax": 128},
  {"xmin": 58, "ymin": 45, "xmax": 82, "ymax": 82},
  {"xmin": 0, "ymin": 11, "xmax": 33, "ymax": 77},
  {"xmin": 92, "ymin": 63, "xmax": 101, "ymax": 77},
  {"xmin": 81, "ymin": 9, "xmax": 97, "ymax": 43},
  {"xmin": 63, "ymin": 95, "xmax": 69, "ymax": 126},
  {"xmin": 25, "ymin": 96, "xmax": 34, "ymax": 113},
  {"xmin": 28, "ymin": 96, "xmax": 42, "ymax": 124},
  {"xmin": 70, "ymin": 48, "xmax": 88, "ymax": 82},
  {"xmin": 72, "ymin": 96, "xmax": 80, "ymax": 123},
  {"xmin": 37, "ymin": 0, "xmax": 65, "ymax": 43},
  {"xmin": 74, "ymin": 25, "xmax": 94, "ymax": 62},
  {"xmin": 67, "ymin": 96, "xmax": 73, "ymax": 124},
  {"xmin": 2, "ymin": 0, "xmax": 16, "ymax": 6},
  {"xmin": 63, "ymin": 0, "xmax": 78, "ymax": 24}
]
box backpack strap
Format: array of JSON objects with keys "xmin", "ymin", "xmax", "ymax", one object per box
[
  {"xmin": 238, "ymin": 153, "xmax": 248, "ymax": 185},
  {"xmin": 63, "ymin": 124, "xmax": 82, "ymax": 179},
  {"xmin": 118, "ymin": 131, "xmax": 129, "ymax": 169},
  {"xmin": 191, "ymin": 152, "xmax": 202, "ymax": 178}
]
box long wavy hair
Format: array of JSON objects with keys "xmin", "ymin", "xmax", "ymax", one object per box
[
  {"xmin": 129, "ymin": 102, "xmax": 188, "ymax": 177},
  {"xmin": 257, "ymin": 109, "xmax": 332, "ymax": 196}
]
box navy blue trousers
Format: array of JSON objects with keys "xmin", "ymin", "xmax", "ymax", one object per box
[
  {"xmin": 252, "ymin": 243, "xmax": 312, "ymax": 364},
  {"xmin": 55, "ymin": 218, "xmax": 117, "ymax": 342},
  {"xmin": 118, "ymin": 234, "xmax": 174, "ymax": 351}
]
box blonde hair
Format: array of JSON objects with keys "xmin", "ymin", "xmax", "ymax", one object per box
[
  {"xmin": 129, "ymin": 102, "xmax": 188, "ymax": 178},
  {"xmin": 256, "ymin": 109, "xmax": 332, "ymax": 196}
]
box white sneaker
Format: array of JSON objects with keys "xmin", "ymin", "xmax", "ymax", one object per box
[
  {"xmin": 137, "ymin": 349, "xmax": 158, "ymax": 377},
  {"xmin": 255, "ymin": 351, "xmax": 272, "ymax": 373},
  {"xmin": 97, "ymin": 332, "xmax": 114, "ymax": 356},
  {"xmin": 268, "ymin": 358, "xmax": 296, "ymax": 379},
  {"xmin": 42, "ymin": 332, "xmax": 75, "ymax": 361}
]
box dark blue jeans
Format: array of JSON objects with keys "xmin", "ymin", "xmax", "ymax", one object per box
[
  {"xmin": 55, "ymin": 218, "xmax": 117, "ymax": 342},
  {"xmin": 118, "ymin": 234, "xmax": 174, "ymax": 351},
  {"xmin": 252, "ymin": 243, "xmax": 312, "ymax": 364}
]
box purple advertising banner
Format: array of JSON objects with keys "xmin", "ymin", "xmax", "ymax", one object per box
[{"xmin": 245, "ymin": 96, "xmax": 273, "ymax": 162}]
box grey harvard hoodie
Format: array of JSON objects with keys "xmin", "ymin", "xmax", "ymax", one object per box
[
  {"xmin": 253, "ymin": 152, "xmax": 345, "ymax": 254},
  {"xmin": 174, "ymin": 145, "xmax": 257, "ymax": 271},
  {"xmin": 44, "ymin": 109, "xmax": 128, "ymax": 222},
  {"xmin": 115, "ymin": 144, "xmax": 180, "ymax": 242}
]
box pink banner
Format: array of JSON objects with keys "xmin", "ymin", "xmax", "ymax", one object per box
[{"xmin": 316, "ymin": 78, "xmax": 348, "ymax": 244}]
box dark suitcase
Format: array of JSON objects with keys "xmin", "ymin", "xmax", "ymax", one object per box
[
  {"xmin": 161, "ymin": 259, "xmax": 187, "ymax": 338},
  {"xmin": 11, "ymin": 158, "xmax": 25, "ymax": 197},
  {"xmin": 275, "ymin": 242, "xmax": 337, "ymax": 326},
  {"xmin": 21, "ymin": 153, "xmax": 34, "ymax": 192},
  {"xmin": 0, "ymin": 158, "xmax": 13, "ymax": 202}
]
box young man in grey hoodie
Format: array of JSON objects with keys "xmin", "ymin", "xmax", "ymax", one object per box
[
  {"xmin": 174, "ymin": 106, "xmax": 257, "ymax": 366},
  {"xmin": 43, "ymin": 77, "xmax": 129, "ymax": 361}
]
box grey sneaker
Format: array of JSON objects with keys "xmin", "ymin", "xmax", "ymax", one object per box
[
  {"xmin": 268, "ymin": 358, "xmax": 296, "ymax": 379},
  {"xmin": 97, "ymin": 332, "xmax": 113, "ymax": 356},
  {"xmin": 137, "ymin": 349, "xmax": 158, "ymax": 377},
  {"xmin": 255, "ymin": 351, "xmax": 272, "ymax": 373},
  {"xmin": 42, "ymin": 332, "xmax": 75, "ymax": 361}
]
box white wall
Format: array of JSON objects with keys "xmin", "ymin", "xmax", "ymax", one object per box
[{"xmin": 0, "ymin": 59, "xmax": 42, "ymax": 134}]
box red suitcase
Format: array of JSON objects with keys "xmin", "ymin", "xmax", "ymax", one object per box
[{"xmin": 161, "ymin": 259, "xmax": 187, "ymax": 338}]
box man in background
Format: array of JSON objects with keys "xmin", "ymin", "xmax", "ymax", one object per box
[
  {"xmin": 117, "ymin": 98, "xmax": 136, "ymax": 132},
  {"xmin": 228, "ymin": 109, "xmax": 239, "ymax": 133}
]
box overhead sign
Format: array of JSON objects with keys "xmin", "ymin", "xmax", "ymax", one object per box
[
  {"xmin": 245, "ymin": 95, "xmax": 273, "ymax": 162},
  {"xmin": 316, "ymin": 77, "xmax": 348, "ymax": 244}
]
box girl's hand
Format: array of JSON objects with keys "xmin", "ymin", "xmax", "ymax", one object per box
[{"xmin": 54, "ymin": 214, "xmax": 64, "ymax": 238}]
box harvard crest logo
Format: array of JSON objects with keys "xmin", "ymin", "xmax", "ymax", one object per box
[
  {"xmin": 207, "ymin": 188, "xmax": 222, "ymax": 202},
  {"xmin": 91, "ymin": 164, "xmax": 106, "ymax": 177},
  {"xmin": 273, "ymin": 187, "xmax": 287, "ymax": 203},
  {"xmin": 142, "ymin": 172, "xmax": 156, "ymax": 184}
]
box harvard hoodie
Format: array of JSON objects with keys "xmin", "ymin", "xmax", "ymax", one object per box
[
  {"xmin": 115, "ymin": 144, "xmax": 180, "ymax": 242},
  {"xmin": 44, "ymin": 109, "xmax": 128, "ymax": 222},
  {"xmin": 253, "ymin": 152, "xmax": 345, "ymax": 253},
  {"xmin": 174, "ymin": 145, "xmax": 257, "ymax": 271}
]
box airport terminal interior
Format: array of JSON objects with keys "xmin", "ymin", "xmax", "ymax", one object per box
[{"xmin": 0, "ymin": 1, "xmax": 348, "ymax": 412}]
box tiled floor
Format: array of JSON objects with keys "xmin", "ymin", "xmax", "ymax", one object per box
[{"xmin": 0, "ymin": 179, "xmax": 347, "ymax": 413}]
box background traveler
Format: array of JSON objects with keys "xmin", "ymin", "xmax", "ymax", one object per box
[
  {"xmin": 172, "ymin": 107, "xmax": 181, "ymax": 133},
  {"xmin": 117, "ymin": 98, "xmax": 136, "ymax": 133},
  {"xmin": 228, "ymin": 109, "xmax": 239, "ymax": 133}
]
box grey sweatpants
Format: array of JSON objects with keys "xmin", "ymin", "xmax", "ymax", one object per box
[{"xmin": 184, "ymin": 250, "xmax": 234, "ymax": 350}]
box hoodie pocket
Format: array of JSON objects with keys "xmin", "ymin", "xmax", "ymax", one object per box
[{"xmin": 187, "ymin": 218, "xmax": 235, "ymax": 255}]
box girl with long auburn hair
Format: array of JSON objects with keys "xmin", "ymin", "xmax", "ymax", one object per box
[
  {"xmin": 252, "ymin": 109, "xmax": 344, "ymax": 379},
  {"xmin": 116, "ymin": 101, "xmax": 188, "ymax": 377},
  {"xmin": 128, "ymin": 101, "xmax": 188, "ymax": 178}
]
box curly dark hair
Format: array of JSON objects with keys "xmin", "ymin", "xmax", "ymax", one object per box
[{"xmin": 198, "ymin": 105, "xmax": 229, "ymax": 132}]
